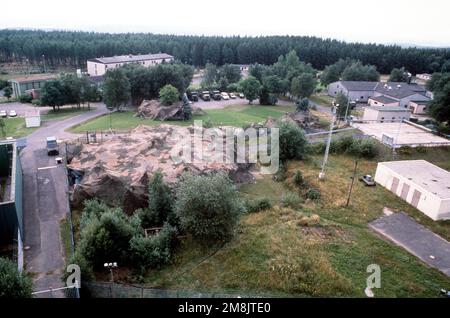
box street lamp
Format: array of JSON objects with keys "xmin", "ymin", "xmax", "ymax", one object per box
[
  {"xmin": 319, "ymin": 104, "xmax": 337, "ymax": 180},
  {"xmin": 104, "ymin": 262, "xmax": 118, "ymax": 282}
]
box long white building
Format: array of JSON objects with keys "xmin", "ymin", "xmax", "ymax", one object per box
[{"xmin": 87, "ymin": 53, "xmax": 174, "ymax": 76}]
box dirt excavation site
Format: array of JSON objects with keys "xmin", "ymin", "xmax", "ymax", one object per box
[{"xmin": 67, "ymin": 125, "xmax": 254, "ymax": 213}]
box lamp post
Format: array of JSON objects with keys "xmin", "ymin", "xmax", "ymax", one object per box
[
  {"xmin": 104, "ymin": 262, "xmax": 118, "ymax": 282},
  {"xmin": 319, "ymin": 104, "xmax": 337, "ymax": 180}
]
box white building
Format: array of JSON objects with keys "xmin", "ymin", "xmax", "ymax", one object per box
[
  {"xmin": 25, "ymin": 110, "xmax": 41, "ymax": 128},
  {"xmin": 362, "ymin": 106, "xmax": 410, "ymax": 122},
  {"xmin": 375, "ymin": 160, "xmax": 450, "ymax": 220},
  {"xmin": 368, "ymin": 95, "xmax": 399, "ymax": 107},
  {"xmin": 87, "ymin": 53, "xmax": 174, "ymax": 76}
]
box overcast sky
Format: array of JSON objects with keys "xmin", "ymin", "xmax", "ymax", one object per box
[{"xmin": 1, "ymin": 0, "xmax": 449, "ymax": 47}]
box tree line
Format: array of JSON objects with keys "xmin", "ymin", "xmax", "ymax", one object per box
[{"xmin": 1, "ymin": 29, "xmax": 450, "ymax": 74}]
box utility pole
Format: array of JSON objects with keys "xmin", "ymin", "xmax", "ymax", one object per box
[
  {"xmin": 42, "ymin": 54, "xmax": 46, "ymax": 73},
  {"xmin": 346, "ymin": 160, "xmax": 358, "ymax": 207},
  {"xmin": 344, "ymin": 92, "xmax": 350, "ymax": 122},
  {"xmin": 319, "ymin": 105, "xmax": 337, "ymax": 180}
]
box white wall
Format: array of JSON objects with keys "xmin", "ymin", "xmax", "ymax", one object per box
[
  {"xmin": 375, "ymin": 163, "xmax": 448, "ymax": 220},
  {"xmin": 368, "ymin": 98, "xmax": 399, "ymax": 107},
  {"xmin": 25, "ymin": 115, "xmax": 40, "ymax": 128},
  {"xmin": 362, "ymin": 108, "xmax": 410, "ymax": 122}
]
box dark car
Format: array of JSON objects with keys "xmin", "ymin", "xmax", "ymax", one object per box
[
  {"xmin": 360, "ymin": 175, "xmax": 376, "ymax": 186},
  {"xmin": 210, "ymin": 90, "xmax": 221, "ymax": 100},
  {"xmin": 188, "ymin": 91, "xmax": 199, "ymax": 102}
]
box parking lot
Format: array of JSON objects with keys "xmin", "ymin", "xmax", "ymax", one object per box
[
  {"xmin": 0, "ymin": 102, "xmax": 52, "ymax": 117},
  {"xmin": 192, "ymin": 95, "xmax": 294, "ymax": 110},
  {"xmin": 353, "ymin": 122, "xmax": 450, "ymax": 147}
]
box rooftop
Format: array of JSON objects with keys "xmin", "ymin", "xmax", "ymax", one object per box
[
  {"xmin": 9, "ymin": 74, "xmax": 58, "ymax": 83},
  {"xmin": 374, "ymin": 82, "xmax": 428, "ymax": 99},
  {"xmin": 369, "ymin": 95, "xmax": 398, "ymax": 104},
  {"xmin": 378, "ymin": 160, "xmax": 450, "ymax": 199},
  {"xmin": 339, "ymin": 81, "xmax": 379, "ymax": 91},
  {"xmin": 368, "ymin": 106, "xmax": 410, "ymax": 112},
  {"xmin": 88, "ymin": 53, "xmax": 174, "ymax": 64}
]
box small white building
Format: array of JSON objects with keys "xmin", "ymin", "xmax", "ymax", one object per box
[
  {"xmin": 408, "ymin": 100, "xmax": 429, "ymax": 115},
  {"xmin": 25, "ymin": 110, "xmax": 41, "ymax": 128},
  {"xmin": 362, "ymin": 106, "xmax": 410, "ymax": 122},
  {"xmin": 87, "ymin": 53, "xmax": 174, "ymax": 76},
  {"xmin": 375, "ymin": 160, "xmax": 450, "ymax": 220},
  {"xmin": 368, "ymin": 95, "xmax": 399, "ymax": 107}
]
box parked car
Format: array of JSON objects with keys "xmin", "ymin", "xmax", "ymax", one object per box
[
  {"xmin": 200, "ymin": 91, "xmax": 210, "ymax": 101},
  {"xmin": 238, "ymin": 93, "xmax": 245, "ymax": 99},
  {"xmin": 360, "ymin": 175, "xmax": 376, "ymax": 186},
  {"xmin": 210, "ymin": 90, "xmax": 221, "ymax": 101},
  {"xmin": 46, "ymin": 136, "xmax": 59, "ymax": 156},
  {"xmin": 8, "ymin": 110, "xmax": 17, "ymax": 117},
  {"xmin": 221, "ymin": 92, "xmax": 230, "ymax": 100},
  {"xmin": 0, "ymin": 110, "xmax": 7, "ymax": 118},
  {"xmin": 188, "ymin": 91, "xmax": 199, "ymax": 102},
  {"xmin": 229, "ymin": 93, "xmax": 237, "ymax": 99}
]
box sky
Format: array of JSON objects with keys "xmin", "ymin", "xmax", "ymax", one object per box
[{"xmin": 1, "ymin": 0, "xmax": 449, "ymax": 47}]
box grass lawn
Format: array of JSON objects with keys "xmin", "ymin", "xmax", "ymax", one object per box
[
  {"xmin": 70, "ymin": 104, "xmax": 295, "ymax": 133},
  {"xmin": 42, "ymin": 106, "xmax": 94, "ymax": 121},
  {"xmin": 136, "ymin": 148, "xmax": 450, "ymax": 297},
  {"xmin": 310, "ymin": 94, "xmax": 334, "ymax": 107},
  {"xmin": 2, "ymin": 117, "xmax": 38, "ymax": 138}
]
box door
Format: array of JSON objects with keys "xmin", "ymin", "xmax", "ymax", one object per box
[
  {"xmin": 391, "ymin": 177, "xmax": 399, "ymax": 194},
  {"xmin": 411, "ymin": 190, "xmax": 422, "ymax": 208},
  {"xmin": 400, "ymin": 183, "xmax": 410, "ymax": 200}
]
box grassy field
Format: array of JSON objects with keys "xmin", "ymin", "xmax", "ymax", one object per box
[
  {"xmin": 70, "ymin": 104, "xmax": 295, "ymax": 132},
  {"xmin": 42, "ymin": 106, "xmax": 93, "ymax": 121},
  {"xmin": 2, "ymin": 117, "xmax": 38, "ymax": 138},
  {"xmin": 136, "ymin": 147, "xmax": 450, "ymax": 297},
  {"xmin": 310, "ymin": 94, "xmax": 334, "ymax": 107}
]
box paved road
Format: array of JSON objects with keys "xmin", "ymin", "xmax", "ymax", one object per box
[
  {"xmin": 20, "ymin": 102, "xmax": 108, "ymax": 297},
  {"xmin": 369, "ymin": 212, "xmax": 450, "ymax": 277}
]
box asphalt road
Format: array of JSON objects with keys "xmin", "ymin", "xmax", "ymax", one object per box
[{"xmin": 20, "ymin": 102, "xmax": 109, "ymax": 297}]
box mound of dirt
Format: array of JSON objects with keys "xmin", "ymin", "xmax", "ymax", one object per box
[
  {"xmin": 68, "ymin": 125, "xmax": 253, "ymax": 213},
  {"xmin": 136, "ymin": 99, "xmax": 184, "ymax": 120}
]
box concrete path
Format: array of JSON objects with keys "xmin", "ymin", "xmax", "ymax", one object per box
[
  {"xmin": 369, "ymin": 212, "xmax": 450, "ymax": 277},
  {"xmin": 20, "ymin": 102, "xmax": 108, "ymax": 297}
]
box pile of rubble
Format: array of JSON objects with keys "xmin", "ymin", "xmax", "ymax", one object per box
[
  {"xmin": 67, "ymin": 125, "xmax": 253, "ymax": 213},
  {"xmin": 135, "ymin": 99, "xmax": 206, "ymax": 121}
]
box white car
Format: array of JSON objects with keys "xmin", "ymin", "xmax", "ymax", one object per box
[
  {"xmin": 238, "ymin": 93, "xmax": 245, "ymax": 99},
  {"xmin": 0, "ymin": 110, "xmax": 7, "ymax": 118},
  {"xmin": 9, "ymin": 110, "xmax": 17, "ymax": 117},
  {"xmin": 220, "ymin": 92, "xmax": 230, "ymax": 100},
  {"xmin": 229, "ymin": 93, "xmax": 237, "ymax": 99}
]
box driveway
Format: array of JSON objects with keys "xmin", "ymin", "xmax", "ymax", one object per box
[
  {"xmin": 20, "ymin": 102, "xmax": 108, "ymax": 297},
  {"xmin": 194, "ymin": 97, "xmax": 295, "ymax": 110},
  {"xmin": 369, "ymin": 212, "xmax": 450, "ymax": 277}
]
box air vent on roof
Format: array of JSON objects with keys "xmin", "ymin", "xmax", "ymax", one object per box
[
  {"xmin": 388, "ymin": 86, "xmax": 392, "ymax": 90},
  {"xmin": 397, "ymin": 84, "xmax": 402, "ymax": 88}
]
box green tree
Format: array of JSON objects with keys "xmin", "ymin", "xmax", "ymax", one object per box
[
  {"xmin": 175, "ymin": 173, "xmax": 244, "ymax": 243},
  {"xmin": 0, "ymin": 118, "xmax": 5, "ymax": 137},
  {"xmin": 263, "ymin": 75, "xmax": 285, "ymax": 94},
  {"xmin": 320, "ymin": 64, "xmax": 341, "ymax": 85},
  {"xmin": 218, "ymin": 76, "xmax": 229, "ymax": 92},
  {"xmin": 428, "ymin": 82, "xmax": 450, "ymax": 122},
  {"xmin": 103, "ymin": 68, "xmax": 131, "ymax": 111},
  {"xmin": 159, "ymin": 84, "xmax": 179, "ymax": 106},
  {"xmin": 202, "ymin": 63, "xmax": 218, "ymax": 87},
  {"xmin": 0, "ymin": 257, "xmax": 32, "ymax": 298},
  {"xmin": 239, "ymin": 76, "xmax": 261, "ymax": 104},
  {"xmin": 389, "ymin": 67, "xmax": 409, "ymax": 82},
  {"xmin": 335, "ymin": 92, "xmax": 349, "ymax": 118},
  {"xmin": 341, "ymin": 61, "xmax": 380, "ymax": 81},
  {"xmin": 290, "ymin": 73, "xmax": 316, "ymax": 99},
  {"xmin": 278, "ymin": 121, "xmax": 308, "ymax": 161},
  {"xmin": 218, "ymin": 64, "xmax": 241, "ymax": 83},
  {"xmin": 296, "ymin": 98, "xmax": 309, "ymax": 112},
  {"xmin": 3, "ymin": 86, "xmax": 12, "ymax": 100},
  {"xmin": 41, "ymin": 79, "xmax": 67, "ymax": 111}
]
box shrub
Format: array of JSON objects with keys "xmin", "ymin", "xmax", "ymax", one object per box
[
  {"xmin": 175, "ymin": 173, "xmax": 244, "ymax": 242},
  {"xmin": 19, "ymin": 94, "xmax": 33, "ymax": 103},
  {"xmin": 130, "ymin": 223, "xmax": 178, "ymax": 270},
  {"xmin": 278, "ymin": 121, "xmax": 308, "ymax": 161},
  {"xmin": 31, "ymin": 99, "xmax": 42, "ymax": 106},
  {"xmin": 245, "ymin": 198, "xmax": 272, "ymax": 213},
  {"xmin": 159, "ymin": 84, "xmax": 179, "ymax": 106},
  {"xmin": 274, "ymin": 162, "xmax": 287, "ymax": 182},
  {"xmin": 293, "ymin": 170, "xmax": 304, "ymax": 187},
  {"xmin": 281, "ymin": 191, "xmax": 302, "ymax": 209},
  {"xmin": 347, "ymin": 138, "xmax": 379, "ymax": 159},
  {"xmin": 306, "ymin": 188, "xmax": 321, "ymax": 200},
  {"xmin": 415, "ymin": 146, "xmax": 427, "ymax": 154},
  {"xmin": 0, "ymin": 257, "xmax": 33, "ymax": 298},
  {"xmin": 397, "ymin": 145, "xmax": 413, "ymax": 155}
]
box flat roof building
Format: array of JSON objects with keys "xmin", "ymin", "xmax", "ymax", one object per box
[
  {"xmin": 375, "ymin": 160, "xmax": 450, "ymax": 220},
  {"xmin": 87, "ymin": 53, "xmax": 174, "ymax": 76},
  {"xmin": 362, "ymin": 106, "xmax": 410, "ymax": 122}
]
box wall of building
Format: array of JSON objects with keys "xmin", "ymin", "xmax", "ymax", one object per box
[
  {"xmin": 368, "ymin": 98, "xmax": 399, "ymax": 107},
  {"xmin": 408, "ymin": 101, "xmax": 427, "ymax": 115},
  {"xmin": 398, "ymin": 93, "xmax": 429, "ymax": 108},
  {"xmin": 375, "ymin": 164, "xmax": 447, "ymax": 220},
  {"xmin": 362, "ymin": 108, "xmax": 410, "ymax": 122},
  {"xmin": 327, "ymin": 82, "xmax": 347, "ymax": 97},
  {"xmin": 88, "ymin": 57, "xmax": 174, "ymax": 76}
]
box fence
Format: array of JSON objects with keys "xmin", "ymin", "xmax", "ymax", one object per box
[
  {"xmin": 32, "ymin": 286, "xmax": 79, "ymax": 298},
  {"xmin": 85, "ymin": 282, "xmax": 265, "ymax": 298}
]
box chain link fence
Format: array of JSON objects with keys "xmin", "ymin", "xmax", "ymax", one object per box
[{"xmin": 85, "ymin": 282, "xmax": 264, "ymax": 298}]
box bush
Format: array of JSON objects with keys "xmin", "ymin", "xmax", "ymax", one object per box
[
  {"xmin": 159, "ymin": 84, "xmax": 179, "ymax": 106},
  {"xmin": 274, "ymin": 162, "xmax": 287, "ymax": 182},
  {"xmin": 348, "ymin": 138, "xmax": 379, "ymax": 159},
  {"xmin": 306, "ymin": 188, "xmax": 321, "ymax": 200},
  {"xmin": 175, "ymin": 173, "xmax": 244, "ymax": 242},
  {"xmin": 245, "ymin": 198, "xmax": 272, "ymax": 213},
  {"xmin": 397, "ymin": 145, "xmax": 413, "ymax": 155},
  {"xmin": 19, "ymin": 94, "xmax": 33, "ymax": 103},
  {"xmin": 227, "ymin": 83, "xmax": 239, "ymax": 92},
  {"xmin": 0, "ymin": 257, "xmax": 32, "ymax": 298},
  {"xmin": 281, "ymin": 191, "xmax": 302, "ymax": 209},
  {"xmin": 416, "ymin": 146, "xmax": 427, "ymax": 154},
  {"xmin": 293, "ymin": 170, "xmax": 304, "ymax": 187},
  {"xmin": 278, "ymin": 121, "xmax": 308, "ymax": 161},
  {"xmin": 31, "ymin": 99, "xmax": 42, "ymax": 106},
  {"xmin": 130, "ymin": 223, "xmax": 178, "ymax": 270}
]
